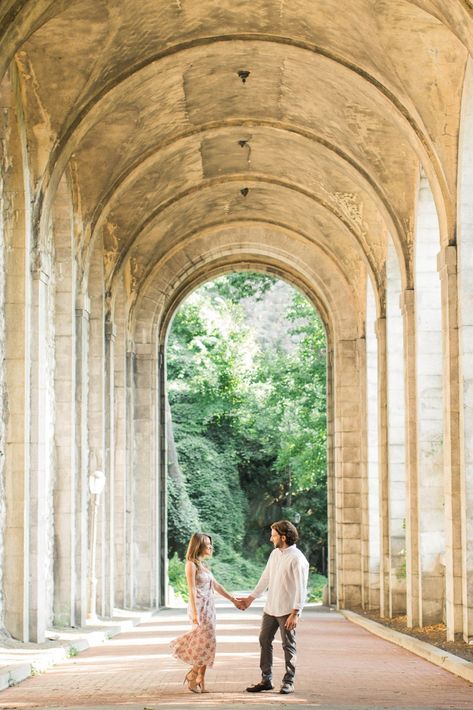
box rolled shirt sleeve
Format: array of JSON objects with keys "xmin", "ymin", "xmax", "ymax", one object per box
[
  {"xmin": 250, "ymin": 555, "xmax": 272, "ymax": 598},
  {"xmin": 292, "ymin": 555, "xmax": 309, "ymax": 612},
  {"xmin": 250, "ymin": 546, "xmax": 310, "ymax": 616}
]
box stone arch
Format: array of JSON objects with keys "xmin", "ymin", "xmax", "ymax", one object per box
[
  {"xmin": 2, "ymin": 0, "xmax": 471, "ymax": 88},
  {"xmin": 129, "ymin": 224, "xmax": 366, "ymax": 606},
  {"xmin": 88, "ymin": 125, "xmax": 409, "ymax": 286},
  {"xmin": 110, "ymin": 180, "xmax": 382, "ymax": 297},
  {"xmin": 32, "ymin": 34, "xmax": 455, "ymax": 248},
  {"xmin": 0, "ymin": 0, "xmax": 471, "ymax": 647}
]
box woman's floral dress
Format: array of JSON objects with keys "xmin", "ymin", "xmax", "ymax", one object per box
[{"xmin": 170, "ymin": 564, "xmax": 216, "ymax": 667}]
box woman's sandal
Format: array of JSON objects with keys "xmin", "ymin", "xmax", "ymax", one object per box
[
  {"xmin": 184, "ymin": 669, "xmax": 200, "ymax": 693},
  {"xmin": 197, "ymin": 671, "xmax": 209, "ymax": 693}
]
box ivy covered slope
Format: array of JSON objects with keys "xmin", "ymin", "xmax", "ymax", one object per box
[{"xmin": 166, "ymin": 273, "xmax": 327, "ymax": 599}]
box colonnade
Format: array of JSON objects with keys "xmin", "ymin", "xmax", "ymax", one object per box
[{"xmin": 0, "ymin": 0, "xmax": 472, "ymax": 649}]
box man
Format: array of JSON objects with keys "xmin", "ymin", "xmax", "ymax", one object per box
[{"xmin": 239, "ymin": 520, "xmax": 309, "ymax": 695}]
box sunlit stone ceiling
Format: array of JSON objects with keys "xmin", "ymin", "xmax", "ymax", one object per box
[{"xmin": 1, "ymin": 0, "xmax": 470, "ymax": 330}]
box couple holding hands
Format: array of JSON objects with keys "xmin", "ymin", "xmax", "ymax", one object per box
[{"xmin": 170, "ymin": 520, "xmax": 309, "ymax": 695}]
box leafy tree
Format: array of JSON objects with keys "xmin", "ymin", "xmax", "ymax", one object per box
[
  {"xmin": 234, "ymin": 291, "xmax": 327, "ymax": 568},
  {"xmin": 207, "ymin": 272, "xmax": 277, "ymax": 303},
  {"xmin": 167, "ymin": 287, "xmax": 254, "ymax": 555},
  {"xmin": 167, "ymin": 476, "xmax": 201, "ymax": 558},
  {"xmin": 166, "ymin": 273, "xmax": 328, "ymax": 590}
]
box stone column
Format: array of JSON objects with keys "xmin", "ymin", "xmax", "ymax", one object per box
[
  {"xmin": 334, "ymin": 338, "xmax": 363, "ymax": 609},
  {"xmin": 457, "ymin": 56, "xmax": 473, "ymax": 643},
  {"xmin": 381, "ymin": 300, "xmax": 407, "ymax": 618},
  {"xmin": 158, "ymin": 345, "xmax": 167, "ymax": 607},
  {"xmin": 376, "ymin": 317, "xmax": 390, "ymax": 617},
  {"xmin": 74, "ymin": 295, "xmax": 90, "ymax": 626},
  {"xmin": 438, "ymin": 246, "xmax": 463, "ymax": 639},
  {"xmin": 125, "ymin": 348, "xmax": 136, "ymax": 608},
  {"xmin": 87, "ymin": 288, "xmax": 105, "ymax": 617},
  {"xmin": 415, "ymin": 176, "xmax": 445, "ymax": 626},
  {"xmin": 133, "ymin": 344, "xmax": 158, "ymax": 608},
  {"xmin": 360, "ymin": 325, "xmax": 369, "ymax": 611},
  {"xmin": 364, "ymin": 293, "xmax": 380, "ymax": 611},
  {"xmin": 401, "ymin": 289, "xmax": 420, "ymax": 627},
  {"xmin": 103, "ymin": 318, "xmax": 116, "ymax": 617},
  {"xmin": 2, "ymin": 69, "xmax": 31, "ymax": 640},
  {"xmin": 3, "ymin": 177, "xmax": 29, "ymax": 640},
  {"xmin": 28, "ymin": 255, "xmax": 53, "ymax": 641},
  {"xmin": 53, "ymin": 238, "xmax": 78, "ymax": 627},
  {"xmin": 113, "ymin": 316, "xmax": 127, "ymax": 609},
  {"xmin": 326, "ymin": 346, "xmax": 337, "ymax": 605},
  {"xmin": 386, "ymin": 244, "xmax": 407, "ymax": 616}
]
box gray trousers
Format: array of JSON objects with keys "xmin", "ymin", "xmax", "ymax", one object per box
[{"xmin": 259, "ymin": 612, "xmax": 297, "ymax": 684}]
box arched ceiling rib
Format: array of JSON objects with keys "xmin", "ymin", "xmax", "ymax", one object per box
[
  {"xmin": 106, "ymin": 176, "xmax": 383, "ymax": 293},
  {"xmin": 89, "ymin": 123, "xmax": 406, "ymax": 245},
  {"xmin": 30, "ymin": 33, "xmax": 461, "ymax": 237},
  {"xmin": 134, "ymin": 242, "xmax": 362, "ymax": 347},
  {"xmin": 2, "ymin": 0, "xmax": 470, "ymax": 330},
  {"xmin": 134, "ymin": 222, "xmax": 366, "ymax": 316},
  {"xmin": 158, "ymin": 261, "xmax": 335, "ymax": 350},
  {"xmin": 405, "ymin": 0, "xmax": 473, "ymax": 54},
  {"xmin": 0, "ymin": 0, "xmax": 64, "ymax": 80},
  {"xmin": 89, "ymin": 125, "xmax": 409, "ymax": 290}
]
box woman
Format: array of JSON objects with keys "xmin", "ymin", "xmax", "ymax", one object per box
[{"xmin": 170, "ymin": 533, "xmax": 241, "ymax": 693}]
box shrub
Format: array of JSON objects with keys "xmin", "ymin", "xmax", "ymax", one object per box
[
  {"xmin": 307, "ymin": 570, "xmax": 327, "ymax": 602},
  {"xmin": 168, "ymin": 553, "xmax": 189, "ymax": 601}
]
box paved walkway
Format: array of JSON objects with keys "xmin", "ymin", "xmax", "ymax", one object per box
[{"xmin": 0, "ymin": 603, "xmax": 471, "ymax": 710}]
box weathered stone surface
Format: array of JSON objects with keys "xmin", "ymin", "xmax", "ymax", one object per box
[{"xmin": 0, "ymin": 0, "xmax": 472, "ymax": 645}]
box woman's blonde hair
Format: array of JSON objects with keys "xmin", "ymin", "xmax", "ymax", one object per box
[{"xmin": 185, "ymin": 532, "xmax": 212, "ymax": 566}]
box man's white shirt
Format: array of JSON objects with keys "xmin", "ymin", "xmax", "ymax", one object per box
[{"xmin": 250, "ymin": 545, "xmax": 309, "ymax": 616}]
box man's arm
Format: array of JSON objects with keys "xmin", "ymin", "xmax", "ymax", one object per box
[
  {"xmin": 284, "ymin": 556, "xmax": 309, "ymax": 630},
  {"xmin": 239, "ymin": 555, "xmax": 272, "ymax": 610},
  {"xmin": 293, "ymin": 556, "xmax": 309, "ymax": 611}
]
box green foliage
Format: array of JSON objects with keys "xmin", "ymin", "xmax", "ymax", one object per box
[
  {"xmin": 235, "ymin": 291, "xmax": 328, "ymax": 568},
  {"xmin": 167, "ymin": 285, "xmax": 253, "ymax": 562},
  {"xmin": 168, "ymin": 553, "xmax": 189, "ymax": 601},
  {"xmin": 166, "ymin": 273, "xmax": 328, "ymax": 589},
  {"xmin": 208, "ymin": 538, "xmax": 263, "ymax": 589},
  {"xmin": 167, "ymin": 476, "xmax": 201, "ymax": 558},
  {"xmin": 308, "ymin": 571, "xmax": 327, "ymax": 602},
  {"xmin": 176, "ymin": 435, "xmax": 247, "ymax": 548},
  {"xmin": 207, "ymin": 272, "xmax": 277, "ymax": 303},
  {"xmin": 168, "ymin": 547, "xmax": 263, "ymax": 602}
]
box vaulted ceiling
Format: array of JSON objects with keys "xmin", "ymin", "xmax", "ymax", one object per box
[{"xmin": 1, "ymin": 0, "xmax": 471, "ymax": 333}]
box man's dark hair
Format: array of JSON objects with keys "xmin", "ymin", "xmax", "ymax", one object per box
[{"xmin": 271, "ymin": 520, "xmax": 299, "ymax": 546}]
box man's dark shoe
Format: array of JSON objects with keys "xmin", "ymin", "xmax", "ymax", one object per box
[
  {"xmin": 246, "ymin": 681, "xmax": 274, "ymax": 692},
  {"xmin": 280, "ymin": 683, "xmax": 295, "ymax": 694}
]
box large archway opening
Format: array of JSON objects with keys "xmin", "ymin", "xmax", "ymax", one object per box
[{"xmin": 164, "ymin": 271, "xmax": 328, "ymax": 602}]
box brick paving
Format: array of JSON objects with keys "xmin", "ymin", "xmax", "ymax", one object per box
[{"xmin": 0, "ymin": 603, "xmax": 471, "ymax": 710}]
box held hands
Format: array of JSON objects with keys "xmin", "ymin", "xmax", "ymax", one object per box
[
  {"xmin": 233, "ymin": 595, "xmax": 253, "ymax": 611},
  {"xmin": 231, "ymin": 597, "xmax": 245, "ymax": 610}
]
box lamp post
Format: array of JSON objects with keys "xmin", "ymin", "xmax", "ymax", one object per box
[{"xmin": 87, "ymin": 470, "xmax": 106, "ymax": 622}]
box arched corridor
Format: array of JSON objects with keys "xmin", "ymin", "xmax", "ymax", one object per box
[{"xmin": 1, "ymin": 0, "xmax": 473, "ymax": 656}]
